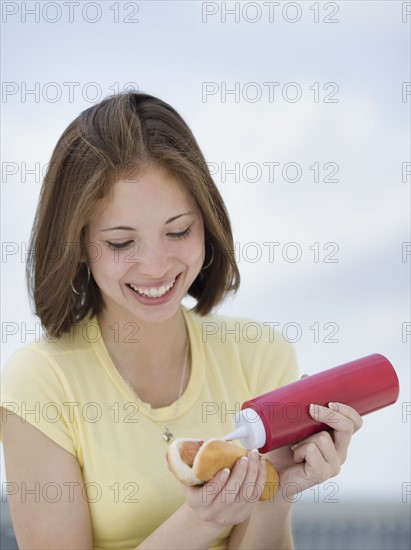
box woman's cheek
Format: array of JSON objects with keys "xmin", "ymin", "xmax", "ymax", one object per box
[
  {"xmin": 185, "ymin": 236, "xmax": 205, "ymax": 267},
  {"xmin": 91, "ymin": 249, "xmax": 131, "ymax": 283}
]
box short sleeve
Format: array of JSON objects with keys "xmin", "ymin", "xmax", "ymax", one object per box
[
  {"xmin": 244, "ymin": 322, "xmax": 299, "ymax": 397},
  {"xmin": 262, "ymin": 327, "xmax": 298, "ymax": 388},
  {"xmin": 1, "ymin": 347, "xmax": 78, "ymax": 456}
]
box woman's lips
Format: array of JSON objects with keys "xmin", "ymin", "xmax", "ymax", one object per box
[
  {"xmin": 127, "ymin": 275, "xmax": 177, "ymax": 298},
  {"xmin": 126, "ymin": 273, "xmax": 181, "ymax": 305}
]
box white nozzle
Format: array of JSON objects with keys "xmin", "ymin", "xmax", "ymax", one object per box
[
  {"xmin": 220, "ymin": 426, "xmax": 249, "ymax": 442},
  {"xmin": 221, "ymin": 408, "xmax": 266, "ymax": 450}
]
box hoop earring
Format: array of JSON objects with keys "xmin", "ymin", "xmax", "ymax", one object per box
[
  {"xmin": 201, "ymin": 243, "xmax": 214, "ymax": 271},
  {"xmin": 71, "ymin": 281, "xmax": 80, "ymax": 295},
  {"xmin": 71, "ymin": 264, "xmax": 90, "ymax": 295}
]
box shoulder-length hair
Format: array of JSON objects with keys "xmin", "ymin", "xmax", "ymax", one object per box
[{"xmin": 27, "ymin": 91, "xmax": 240, "ymax": 337}]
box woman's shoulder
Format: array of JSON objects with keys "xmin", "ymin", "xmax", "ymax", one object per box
[
  {"xmin": 2, "ymin": 314, "xmax": 96, "ymax": 374},
  {"xmin": 183, "ymin": 305, "xmax": 299, "ymax": 393},
  {"xmin": 182, "ymin": 304, "xmax": 292, "ymax": 353}
]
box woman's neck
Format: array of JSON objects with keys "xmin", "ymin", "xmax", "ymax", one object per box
[{"xmin": 96, "ymin": 305, "xmax": 188, "ymax": 376}]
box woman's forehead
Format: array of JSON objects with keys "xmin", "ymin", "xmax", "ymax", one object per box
[{"xmin": 90, "ymin": 167, "xmax": 200, "ymax": 227}]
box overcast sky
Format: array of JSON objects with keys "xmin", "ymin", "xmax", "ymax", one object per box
[{"xmin": 1, "ymin": 1, "xmax": 410, "ymax": 503}]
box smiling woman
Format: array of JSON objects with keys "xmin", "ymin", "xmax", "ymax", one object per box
[
  {"xmin": 24, "ymin": 93, "xmax": 240, "ymax": 338},
  {"xmin": 0, "ymin": 91, "xmax": 362, "ymax": 550}
]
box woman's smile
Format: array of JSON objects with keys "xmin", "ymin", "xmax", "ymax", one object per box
[
  {"xmin": 126, "ymin": 274, "xmax": 178, "ymax": 298},
  {"xmin": 125, "ymin": 272, "xmax": 182, "ymax": 305}
]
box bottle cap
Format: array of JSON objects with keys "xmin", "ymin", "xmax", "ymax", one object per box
[{"xmin": 233, "ymin": 408, "xmax": 266, "ymax": 450}]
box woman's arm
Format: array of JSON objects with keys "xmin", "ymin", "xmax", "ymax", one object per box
[
  {"xmin": 138, "ymin": 450, "xmax": 276, "ymax": 549},
  {"xmin": 3, "ymin": 411, "xmax": 268, "ymax": 550},
  {"xmin": 228, "ymin": 496, "xmax": 294, "ymax": 550},
  {"xmin": 1, "ymin": 409, "xmax": 93, "ymax": 549},
  {"xmin": 228, "ymin": 402, "xmax": 363, "ymax": 549},
  {"xmin": 135, "ymin": 503, "xmax": 227, "ymax": 550}
]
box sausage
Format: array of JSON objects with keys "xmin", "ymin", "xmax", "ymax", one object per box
[{"xmin": 179, "ymin": 441, "xmax": 203, "ymax": 467}]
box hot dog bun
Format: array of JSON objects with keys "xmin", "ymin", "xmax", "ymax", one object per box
[{"xmin": 166, "ymin": 438, "xmax": 279, "ymax": 501}]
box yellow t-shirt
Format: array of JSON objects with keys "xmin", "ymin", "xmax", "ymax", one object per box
[{"xmin": 1, "ymin": 305, "xmax": 298, "ymax": 550}]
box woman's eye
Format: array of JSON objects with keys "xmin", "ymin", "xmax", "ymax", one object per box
[
  {"xmin": 168, "ymin": 227, "xmax": 192, "ymax": 240},
  {"xmin": 106, "ymin": 241, "xmax": 133, "ymax": 250}
]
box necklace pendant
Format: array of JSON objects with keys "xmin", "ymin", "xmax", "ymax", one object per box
[{"xmin": 163, "ymin": 427, "xmax": 174, "ymax": 443}]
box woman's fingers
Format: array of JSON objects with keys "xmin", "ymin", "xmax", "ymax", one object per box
[
  {"xmin": 309, "ymin": 402, "xmax": 362, "ymax": 463},
  {"xmin": 221, "ymin": 449, "xmax": 261, "ymax": 504},
  {"xmin": 327, "ymin": 402, "xmax": 363, "ymax": 433},
  {"xmin": 309, "ymin": 402, "xmax": 362, "ymax": 434},
  {"xmin": 199, "ymin": 468, "xmax": 231, "ymax": 507},
  {"xmin": 182, "ymin": 452, "xmax": 267, "ymax": 525},
  {"xmin": 239, "ymin": 450, "xmax": 267, "ymax": 502},
  {"xmin": 221, "ymin": 455, "xmax": 249, "ymax": 504},
  {"xmin": 192, "ymin": 450, "xmax": 264, "ymax": 503},
  {"xmin": 292, "ymin": 431, "xmax": 341, "ymax": 481},
  {"xmin": 291, "ymin": 402, "xmax": 362, "ymax": 465}
]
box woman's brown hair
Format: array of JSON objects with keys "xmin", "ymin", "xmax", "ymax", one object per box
[{"xmin": 27, "ymin": 91, "xmax": 240, "ymax": 337}]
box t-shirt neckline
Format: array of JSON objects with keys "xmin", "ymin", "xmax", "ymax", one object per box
[{"xmin": 88, "ymin": 305, "xmax": 204, "ymax": 422}]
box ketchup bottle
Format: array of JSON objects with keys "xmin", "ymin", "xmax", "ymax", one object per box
[{"xmin": 222, "ymin": 354, "xmax": 400, "ymax": 452}]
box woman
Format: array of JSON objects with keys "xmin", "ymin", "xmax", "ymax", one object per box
[{"xmin": 1, "ymin": 92, "xmax": 362, "ymax": 549}]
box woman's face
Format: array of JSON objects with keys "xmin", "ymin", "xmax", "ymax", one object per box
[{"xmin": 85, "ymin": 164, "xmax": 205, "ymax": 324}]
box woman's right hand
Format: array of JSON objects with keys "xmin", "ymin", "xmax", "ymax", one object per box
[{"xmin": 181, "ymin": 449, "xmax": 267, "ymax": 526}]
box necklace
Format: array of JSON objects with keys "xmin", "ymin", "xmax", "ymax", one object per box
[{"xmin": 107, "ymin": 338, "xmax": 189, "ymax": 443}]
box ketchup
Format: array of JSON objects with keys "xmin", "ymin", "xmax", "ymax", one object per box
[{"xmin": 222, "ymin": 354, "xmax": 400, "ymax": 452}]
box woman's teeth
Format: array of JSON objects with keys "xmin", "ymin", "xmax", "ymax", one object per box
[{"xmin": 128, "ymin": 277, "xmax": 177, "ymax": 298}]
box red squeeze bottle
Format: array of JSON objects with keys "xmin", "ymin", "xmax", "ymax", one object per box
[{"xmin": 221, "ymin": 354, "xmax": 400, "ymax": 453}]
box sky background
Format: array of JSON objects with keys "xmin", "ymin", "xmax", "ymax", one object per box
[{"xmin": 1, "ymin": 0, "xmax": 410, "ymax": 508}]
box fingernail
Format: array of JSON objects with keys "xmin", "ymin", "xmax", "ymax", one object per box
[
  {"xmin": 250, "ymin": 449, "xmax": 259, "ymax": 461},
  {"xmin": 328, "ymin": 402, "xmax": 339, "ymax": 410},
  {"xmin": 241, "ymin": 456, "xmax": 248, "ymax": 465},
  {"xmin": 290, "ymin": 443, "xmax": 298, "ymax": 450}
]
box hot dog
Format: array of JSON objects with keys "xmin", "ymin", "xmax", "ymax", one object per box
[{"xmin": 166, "ymin": 438, "xmax": 279, "ymax": 501}]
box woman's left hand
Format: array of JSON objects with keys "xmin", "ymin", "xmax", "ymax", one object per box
[{"xmin": 265, "ymin": 402, "xmax": 363, "ymax": 498}]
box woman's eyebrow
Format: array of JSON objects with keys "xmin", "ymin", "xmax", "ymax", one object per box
[
  {"xmin": 165, "ymin": 211, "xmax": 194, "ymax": 225},
  {"xmin": 100, "ymin": 211, "xmax": 194, "ymax": 232}
]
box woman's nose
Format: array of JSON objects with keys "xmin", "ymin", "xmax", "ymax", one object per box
[{"xmin": 135, "ymin": 242, "xmax": 173, "ymax": 279}]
